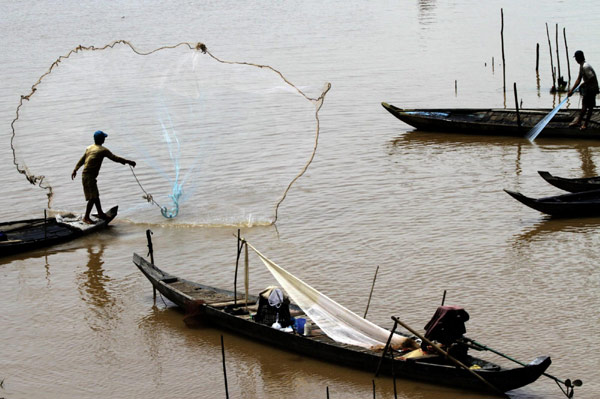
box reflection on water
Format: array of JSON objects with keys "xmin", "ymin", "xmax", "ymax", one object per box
[
  {"xmin": 418, "ymin": 0, "xmax": 437, "ymax": 25},
  {"xmin": 76, "ymin": 244, "xmax": 123, "ymax": 361},
  {"xmin": 79, "ymin": 245, "xmax": 111, "ymax": 309},
  {"xmin": 575, "ymin": 146, "xmax": 597, "ymax": 176},
  {"xmin": 513, "ymin": 217, "xmax": 600, "ymax": 245}
]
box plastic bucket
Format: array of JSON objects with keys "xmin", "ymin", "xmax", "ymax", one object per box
[{"xmin": 295, "ymin": 318, "xmax": 306, "ymax": 334}]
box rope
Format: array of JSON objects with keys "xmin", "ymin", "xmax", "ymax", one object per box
[
  {"xmin": 10, "ymin": 40, "xmax": 330, "ymax": 223},
  {"xmin": 273, "ymin": 83, "xmax": 330, "ymax": 223},
  {"xmin": 128, "ymin": 165, "xmax": 165, "ymax": 211}
]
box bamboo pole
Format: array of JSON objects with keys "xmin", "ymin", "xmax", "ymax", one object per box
[
  {"xmin": 546, "ymin": 23, "xmax": 556, "ymax": 89},
  {"xmin": 392, "ymin": 348, "xmax": 397, "ymax": 399},
  {"xmin": 221, "ymin": 335, "xmax": 229, "ymax": 399},
  {"xmin": 244, "ymin": 239, "xmax": 249, "ymax": 309},
  {"xmin": 234, "ymin": 229, "xmax": 242, "ymax": 305},
  {"xmin": 536, "ymin": 43, "xmax": 539, "ymax": 71},
  {"xmin": 501, "ymin": 9, "xmax": 506, "ymax": 92},
  {"xmin": 564, "ymin": 27, "xmax": 571, "ymax": 84},
  {"xmin": 514, "ymin": 83, "xmax": 521, "ymax": 127},
  {"xmin": 364, "ymin": 265, "xmax": 379, "ymax": 318},
  {"xmin": 374, "ymin": 320, "xmax": 398, "ymax": 377},
  {"xmin": 145, "ymin": 229, "xmax": 156, "ymax": 301},
  {"xmin": 555, "ymin": 24, "xmax": 561, "ymax": 83}
]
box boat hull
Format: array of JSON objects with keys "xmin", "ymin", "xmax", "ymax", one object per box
[
  {"xmin": 133, "ymin": 252, "xmax": 551, "ymax": 393},
  {"xmin": 382, "ymin": 102, "xmax": 600, "ymax": 138},
  {"xmin": 538, "ymin": 171, "xmax": 600, "ymax": 193},
  {"xmin": 0, "ymin": 206, "xmax": 117, "ymax": 257},
  {"xmin": 505, "ymin": 189, "xmax": 600, "ymax": 217}
]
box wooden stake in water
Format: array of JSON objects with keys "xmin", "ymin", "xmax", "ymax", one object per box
[
  {"xmin": 500, "ymin": 8, "xmax": 506, "ymax": 92},
  {"xmin": 146, "ymin": 229, "xmax": 156, "ymax": 301},
  {"xmin": 546, "ymin": 23, "xmax": 556, "ymax": 89},
  {"xmin": 555, "ymin": 24, "xmax": 561, "ymax": 83},
  {"xmin": 234, "ymin": 229, "xmax": 243, "ymax": 305},
  {"xmin": 221, "ymin": 335, "xmax": 229, "ymax": 399},
  {"xmin": 563, "ymin": 28, "xmax": 571, "ymax": 83},
  {"xmin": 514, "ymin": 83, "xmax": 521, "ymax": 127}
]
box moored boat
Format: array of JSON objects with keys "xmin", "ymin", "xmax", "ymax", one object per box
[
  {"xmin": 504, "ymin": 189, "xmax": 600, "ymax": 217},
  {"xmin": 538, "ymin": 170, "xmax": 600, "ymax": 193},
  {"xmin": 381, "ymin": 102, "xmax": 600, "ymax": 138},
  {"xmin": 133, "ymin": 243, "xmax": 555, "ymax": 394},
  {"xmin": 0, "ymin": 206, "xmax": 118, "ymax": 257}
]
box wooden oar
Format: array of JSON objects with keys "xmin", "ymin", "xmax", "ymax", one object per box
[
  {"xmin": 463, "ymin": 337, "xmax": 582, "ymax": 389},
  {"xmin": 526, "ymin": 97, "xmax": 569, "ymax": 141},
  {"xmin": 391, "ymin": 316, "xmax": 508, "ymax": 398}
]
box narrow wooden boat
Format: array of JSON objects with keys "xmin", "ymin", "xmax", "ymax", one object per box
[
  {"xmin": 0, "ymin": 206, "xmax": 118, "ymax": 257},
  {"xmin": 381, "ymin": 102, "xmax": 600, "ymax": 138},
  {"xmin": 504, "ymin": 189, "xmax": 600, "ymax": 217},
  {"xmin": 538, "ymin": 170, "xmax": 600, "ymax": 193},
  {"xmin": 133, "ymin": 252, "xmax": 552, "ymax": 394}
]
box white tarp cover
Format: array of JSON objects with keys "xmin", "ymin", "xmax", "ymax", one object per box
[{"xmin": 247, "ymin": 243, "xmax": 407, "ymax": 350}]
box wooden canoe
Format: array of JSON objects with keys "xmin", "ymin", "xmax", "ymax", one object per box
[
  {"xmin": 538, "ymin": 171, "xmax": 600, "ymax": 193},
  {"xmin": 133, "ymin": 252, "xmax": 552, "ymax": 393},
  {"xmin": 0, "ymin": 206, "xmax": 118, "ymax": 257},
  {"xmin": 382, "ymin": 102, "xmax": 600, "ymax": 138},
  {"xmin": 504, "ymin": 189, "xmax": 600, "ymax": 217}
]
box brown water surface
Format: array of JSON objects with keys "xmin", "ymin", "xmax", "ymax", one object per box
[{"xmin": 1, "ymin": 1, "xmax": 599, "ymax": 398}]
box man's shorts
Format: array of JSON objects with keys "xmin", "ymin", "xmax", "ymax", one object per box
[
  {"xmin": 583, "ymin": 93, "xmax": 597, "ymax": 110},
  {"xmin": 82, "ymin": 173, "xmax": 99, "ymax": 201}
]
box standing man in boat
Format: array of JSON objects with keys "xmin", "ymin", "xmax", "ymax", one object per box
[
  {"xmin": 568, "ymin": 50, "xmax": 599, "ymax": 130},
  {"xmin": 71, "ymin": 130, "xmax": 136, "ymax": 224}
]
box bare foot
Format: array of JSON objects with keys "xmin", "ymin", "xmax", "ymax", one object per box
[
  {"xmin": 82, "ymin": 217, "xmax": 96, "ymax": 225},
  {"xmin": 580, "ymin": 124, "xmax": 587, "ymax": 131}
]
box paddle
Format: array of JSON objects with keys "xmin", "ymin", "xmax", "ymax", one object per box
[
  {"xmin": 463, "ymin": 337, "xmax": 582, "ymax": 397},
  {"xmin": 391, "ymin": 316, "xmax": 508, "ymax": 397},
  {"xmin": 526, "ymin": 97, "xmax": 569, "ymax": 141}
]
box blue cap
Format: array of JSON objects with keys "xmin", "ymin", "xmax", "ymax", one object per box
[{"xmin": 94, "ymin": 130, "xmax": 108, "ymax": 139}]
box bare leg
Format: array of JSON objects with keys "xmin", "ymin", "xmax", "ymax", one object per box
[
  {"xmin": 83, "ymin": 200, "xmax": 95, "ymax": 224},
  {"xmin": 93, "ymin": 198, "xmax": 108, "ymax": 219},
  {"xmin": 570, "ymin": 110, "xmax": 584, "ymax": 127},
  {"xmin": 581, "ymin": 107, "xmax": 593, "ymax": 130}
]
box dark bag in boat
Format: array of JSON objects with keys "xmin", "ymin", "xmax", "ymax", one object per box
[
  {"xmin": 424, "ymin": 306, "xmax": 469, "ymax": 346},
  {"xmin": 254, "ymin": 287, "xmax": 292, "ymax": 328},
  {"xmin": 0, "ymin": 231, "xmax": 7, "ymax": 241}
]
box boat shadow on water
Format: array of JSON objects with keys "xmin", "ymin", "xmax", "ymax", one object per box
[
  {"xmin": 512, "ymin": 217, "xmax": 600, "ymax": 246},
  {"xmin": 392, "ymin": 130, "xmax": 600, "ymax": 150}
]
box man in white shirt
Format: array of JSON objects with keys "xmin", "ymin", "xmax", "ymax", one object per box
[{"xmin": 568, "ymin": 50, "xmax": 599, "ymax": 130}]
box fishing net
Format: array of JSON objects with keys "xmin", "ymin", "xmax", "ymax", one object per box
[
  {"xmin": 247, "ymin": 242, "xmax": 408, "ymax": 350},
  {"xmin": 10, "ymin": 41, "xmax": 330, "ymax": 225}
]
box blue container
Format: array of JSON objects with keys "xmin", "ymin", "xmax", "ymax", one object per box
[{"xmin": 295, "ymin": 318, "xmax": 306, "ymax": 334}]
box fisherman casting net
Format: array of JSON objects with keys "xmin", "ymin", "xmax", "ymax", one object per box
[{"xmin": 10, "ymin": 41, "xmax": 330, "ymax": 225}]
